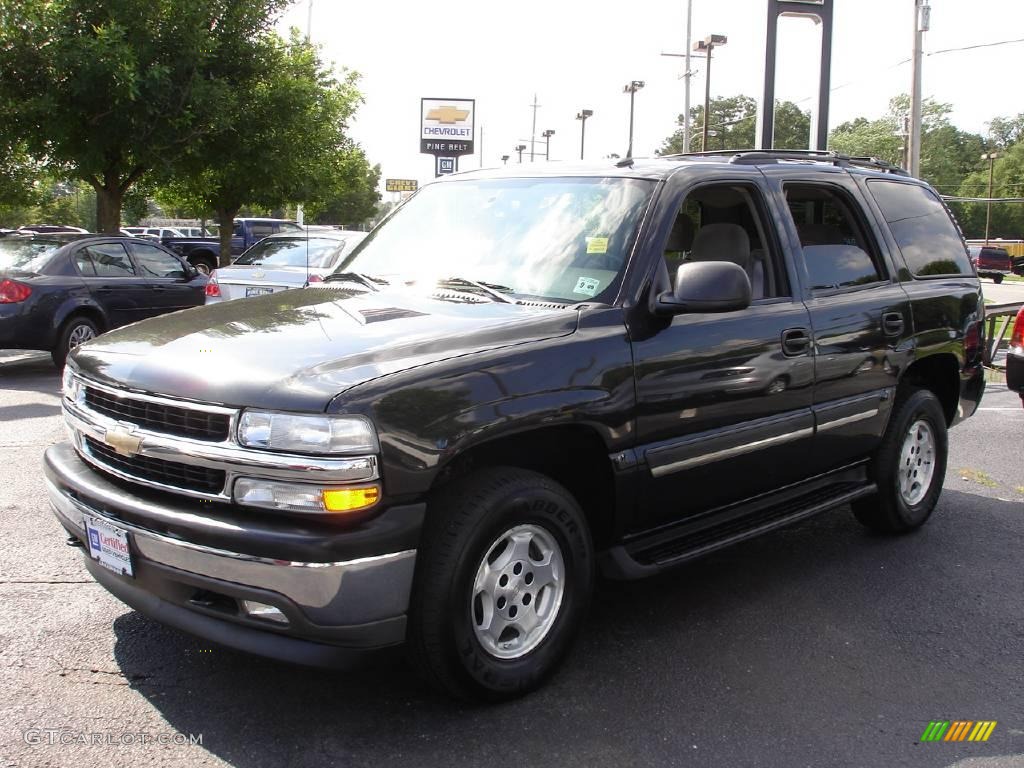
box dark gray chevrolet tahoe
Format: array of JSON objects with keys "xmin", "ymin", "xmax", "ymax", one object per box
[{"xmin": 46, "ymin": 150, "xmax": 986, "ymax": 700}]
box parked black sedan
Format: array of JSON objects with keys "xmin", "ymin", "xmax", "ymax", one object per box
[{"xmin": 0, "ymin": 235, "xmax": 206, "ymax": 366}]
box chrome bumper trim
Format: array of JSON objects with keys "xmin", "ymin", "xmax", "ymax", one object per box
[{"xmin": 47, "ymin": 476, "xmax": 415, "ymax": 626}]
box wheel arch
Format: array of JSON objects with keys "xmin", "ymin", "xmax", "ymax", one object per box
[
  {"xmin": 899, "ymin": 352, "xmax": 960, "ymax": 425},
  {"xmin": 429, "ymin": 424, "xmax": 620, "ymax": 549},
  {"xmin": 53, "ymin": 301, "xmax": 107, "ymax": 338}
]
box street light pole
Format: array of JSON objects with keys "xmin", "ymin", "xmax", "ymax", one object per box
[
  {"xmin": 909, "ymin": 0, "xmax": 930, "ymax": 177},
  {"xmin": 576, "ymin": 109, "xmax": 593, "ymax": 160},
  {"xmin": 515, "ymin": 145, "xmax": 526, "ymax": 164},
  {"xmin": 982, "ymin": 152, "xmax": 999, "ymax": 245},
  {"xmin": 542, "ymin": 129, "xmax": 555, "ymax": 161},
  {"xmin": 623, "ymin": 81, "xmax": 645, "ymax": 159},
  {"xmin": 694, "ymin": 34, "xmax": 727, "ymax": 152},
  {"xmin": 501, "ymin": 154, "xmax": 510, "ymax": 166},
  {"xmin": 684, "ymin": 0, "xmax": 693, "ymax": 153}
]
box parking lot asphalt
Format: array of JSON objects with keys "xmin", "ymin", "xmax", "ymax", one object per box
[{"xmin": 0, "ymin": 351, "xmax": 1021, "ymax": 768}]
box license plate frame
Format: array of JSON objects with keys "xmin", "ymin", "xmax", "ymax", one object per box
[
  {"xmin": 246, "ymin": 286, "xmax": 273, "ymax": 297},
  {"xmin": 84, "ymin": 515, "xmax": 134, "ymax": 578}
]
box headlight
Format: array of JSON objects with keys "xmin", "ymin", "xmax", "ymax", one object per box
[
  {"xmin": 62, "ymin": 368, "xmax": 85, "ymax": 407},
  {"xmin": 234, "ymin": 478, "xmax": 380, "ymax": 514},
  {"xmin": 237, "ymin": 411, "xmax": 378, "ymax": 454}
]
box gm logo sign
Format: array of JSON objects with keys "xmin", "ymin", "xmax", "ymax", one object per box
[{"xmin": 921, "ymin": 721, "xmax": 997, "ymax": 742}]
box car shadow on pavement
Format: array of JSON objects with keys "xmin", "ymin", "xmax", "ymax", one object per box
[{"xmin": 108, "ymin": 489, "xmax": 1024, "ymax": 768}]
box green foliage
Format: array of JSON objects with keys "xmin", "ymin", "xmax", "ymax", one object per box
[
  {"xmin": 308, "ymin": 158, "xmax": 382, "ymax": 227},
  {"xmin": 658, "ymin": 95, "xmax": 811, "ymax": 154},
  {"xmin": 0, "ymin": 0, "xmax": 289, "ymax": 231},
  {"xmin": 162, "ymin": 29, "xmax": 373, "ymax": 263},
  {"xmin": 955, "ymin": 141, "xmax": 1024, "ymax": 239}
]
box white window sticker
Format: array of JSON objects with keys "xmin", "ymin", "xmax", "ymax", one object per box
[{"xmin": 573, "ymin": 276, "xmax": 601, "ymax": 296}]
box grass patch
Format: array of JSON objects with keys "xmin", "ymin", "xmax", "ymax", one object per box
[{"xmin": 958, "ymin": 468, "xmax": 999, "ymax": 488}]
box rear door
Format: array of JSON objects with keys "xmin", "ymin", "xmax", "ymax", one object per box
[
  {"xmin": 128, "ymin": 241, "xmax": 203, "ymax": 315},
  {"xmin": 765, "ymin": 170, "xmax": 913, "ymax": 471},
  {"xmin": 74, "ymin": 241, "xmax": 152, "ymax": 327}
]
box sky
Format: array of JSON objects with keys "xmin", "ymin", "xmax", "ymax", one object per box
[{"xmin": 275, "ymin": 0, "xmax": 1024, "ymax": 193}]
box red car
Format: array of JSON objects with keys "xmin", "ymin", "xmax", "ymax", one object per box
[
  {"xmin": 1008, "ymin": 307, "xmax": 1024, "ymax": 406},
  {"xmin": 969, "ymin": 245, "xmax": 1013, "ymax": 283}
]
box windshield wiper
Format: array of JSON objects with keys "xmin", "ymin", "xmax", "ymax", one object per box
[
  {"xmin": 323, "ymin": 272, "xmax": 387, "ymax": 291},
  {"xmin": 440, "ymin": 277, "xmax": 514, "ymax": 303}
]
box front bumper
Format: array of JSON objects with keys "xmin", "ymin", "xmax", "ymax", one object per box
[{"xmin": 45, "ymin": 443, "xmax": 421, "ymax": 665}]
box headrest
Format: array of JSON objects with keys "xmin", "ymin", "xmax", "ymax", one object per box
[{"xmin": 689, "ymin": 223, "xmax": 751, "ymax": 270}]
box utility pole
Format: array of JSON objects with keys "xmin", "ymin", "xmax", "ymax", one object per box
[
  {"xmin": 576, "ymin": 109, "xmax": 593, "ymax": 160},
  {"xmin": 982, "ymin": 152, "xmax": 999, "ymax": 245},
  {"xmin": 528, "ymin": 94, "xmax": 541, "ymax": 162},
  {"xmin": 479, "ymin": 125, "xmax": 484, "ymax": 168},
  {"xmin": 684, "ymin": 0, "xmax": 693, "ymax": 152},
  {"xmin": 296, "ymin": 0, "xmax": 314, "ymax": 226},
  {"xmin": 909, "ymin": 0, "xmax": 930, "ymax": 178}
]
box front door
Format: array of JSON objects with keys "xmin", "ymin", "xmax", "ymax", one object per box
[
  {"xmin": 630, "ymin": 178, "xmax": 815, "ymax": 533},
  {"xmin": 74, "ymin": 241, "xmax": 152, "ymax": 327}
]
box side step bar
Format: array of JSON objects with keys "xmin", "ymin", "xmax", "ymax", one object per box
[{"xmin": 600, "ymin": 481, "xmax": 876, "ymax": 580}]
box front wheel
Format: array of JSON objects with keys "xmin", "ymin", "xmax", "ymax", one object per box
[
  {"xmin": 852, "ymin": 388, "xmax": 948, "ymax": 533},
  {"xmin": 407, "ymin": 467, "xmax": 593, "ymax": 701}
]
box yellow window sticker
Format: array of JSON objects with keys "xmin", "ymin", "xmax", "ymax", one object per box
[
  {"xmin": 586, "ymin": 236, "xmax": 609, "ymax": 254},
  {"xmin": 573, "ymin": 276, "xmax": 601, "ymax": 296}
]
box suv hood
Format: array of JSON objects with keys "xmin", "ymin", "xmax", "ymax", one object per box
[{"xmin": 71, "ymin": 286, "xmax": 579, "ymax": 411}]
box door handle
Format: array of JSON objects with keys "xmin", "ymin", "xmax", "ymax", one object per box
[
  {"xmin": 882, "ymin": 312, "xmax": 904, "ymax": 337},
  {"xmin": 782, "ymin": 328, "xmax": 811, "ymax": 357}
]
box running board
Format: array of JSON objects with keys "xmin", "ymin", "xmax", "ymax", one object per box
[{"xmin": 601, "ymin": 481, "xmax": 876, "ymax": 580}]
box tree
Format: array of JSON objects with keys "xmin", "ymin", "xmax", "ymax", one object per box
[
  {"xmin": 987, "ymin": 113, "xmax": 1024, "ymax": 150},
  {"xmin": 308, "ymin": 156, "xmax": 382, "ymax": 227},
  {"xmin": 0, "ymin": 0, "xmax": 288, "ymax": 232},
  {"xmin": 954, "ymin": 140, "xmax": 1024, "ymax": 239},
  {"xmin": 164, "ymin": 30, "xmax": 369, "ymax": 265},
  {"xmin": 657, "ymin": 96, "xmax": 811, "ymax": 154}
]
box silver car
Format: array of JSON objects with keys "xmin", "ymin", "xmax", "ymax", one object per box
[{"xmin": 204, "ymin": 230, "xmax": 368, "ymax": 303}]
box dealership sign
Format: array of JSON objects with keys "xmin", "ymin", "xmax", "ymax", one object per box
[
  {"xmin": 385, "ymin": 179, "xmax": 418, "ymax": 193},
  {"xmin": 420, "ymin": 98, "xmax": 475, "ymax": 156}
]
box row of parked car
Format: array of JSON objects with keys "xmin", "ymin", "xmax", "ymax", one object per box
[{"xmin": 0, "ymin": 221, "xmax": 368, "ymax": 367}]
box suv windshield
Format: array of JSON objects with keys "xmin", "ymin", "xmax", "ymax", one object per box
[
  {"xmin": 234, "ymin": 237, "xmax": 346, "ymax": 268},
  {"xmin": 337, "ymin": 177, "xmax": 656, "ymax": 303},
  {"xmin": 0, "ymin": 238, "xmax": 62, "ymax": 272}
]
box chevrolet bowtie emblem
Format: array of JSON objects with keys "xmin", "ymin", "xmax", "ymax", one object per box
[
  {"xmin": 251, "ymin": 268, "xmax": 265, "ymax": 280},
  {"xmin": 426, "ymin": 106, "xmax": 470, "ymax": 124},
  {"xmin": 104, "ymin": 426, "xmax": 142, "ymax": 457}
]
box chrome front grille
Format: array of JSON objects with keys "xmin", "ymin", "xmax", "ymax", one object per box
[
  {"xmin": 84, "ymin": 436, "xmax": 227, "ymax": 495},
  {"xmin": 84, "ymin": 386, "xmax": 230, "ymax": 442}
]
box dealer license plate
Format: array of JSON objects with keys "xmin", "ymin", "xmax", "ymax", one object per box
[
  {"xmin": 246, "ymin": 286, "xmax": 274, "ymax": 297},
  {"xmin": 84, "ymin": 516, "xmax": 134, "ymax": 578}
]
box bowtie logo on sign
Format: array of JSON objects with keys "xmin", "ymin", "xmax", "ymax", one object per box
[{"xmin": 421, "ymin": 98, "xmax": 475, "ymax": 176}]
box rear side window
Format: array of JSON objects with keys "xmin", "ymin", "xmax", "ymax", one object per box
[
  {"xmin": 867, "ymin": 181, "xmax": 971, "ymax": 277},
  {"xmin": 785, "ymin": 184, "xmax": 885, "ymax": 291},
  {"xmin": 84, "ymin": 244, "xmax": 135, "ymax": 277}
]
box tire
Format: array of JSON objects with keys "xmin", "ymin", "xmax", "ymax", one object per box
[
  {"xmin": 407, "ymin": 466, "xmax": 594, "ymax": 701},
  {"xmin": 993, "ymin": 274, "xmax": 1003, "ymax": 284},
  {"xmin": 191, "ymin": 255, "xmax": 216, "ymax": 275},
  {"xmin": 51, "ymin": 316, "xmax": 98, "ymax": 368},
  {"xmin": 852, "ymin": 388, "xmax": 948, "ymax": 534}
]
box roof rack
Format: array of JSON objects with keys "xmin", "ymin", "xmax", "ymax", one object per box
[{"xmin": 662, "ymin": 149, "xmax": 910, "ymax": 177}]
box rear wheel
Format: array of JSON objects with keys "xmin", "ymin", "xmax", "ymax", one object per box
[
  {"xmin": 993, "ymin": 274, "xmax": 1004, "ymax": 284},
  {"xmin": 852, "ymin": 388, "xmax": 947, "ymax": 533},
  {"xmin": 51, "ymin": 316, "xmax": 98, "ymax": 368},
  {"xmin": 407, "ymin": 467, "xmax": 593, "ymax": 701}
]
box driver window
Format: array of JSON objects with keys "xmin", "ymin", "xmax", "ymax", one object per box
[{"xmin": 662, "ymin": 183, "xmax": 788, "ymax": 300}]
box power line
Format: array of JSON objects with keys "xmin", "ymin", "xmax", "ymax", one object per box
[{"xmin": 928, "ymin": 37, "xmax": 1024, "ymax": 56}]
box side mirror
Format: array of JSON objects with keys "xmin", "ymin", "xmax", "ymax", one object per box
[{"xmin": 654, "ymin": 260, "xmax": 751, "ymax": 315}]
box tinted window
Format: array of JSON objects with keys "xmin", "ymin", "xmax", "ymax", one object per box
[
  {"xmin": 662, "ymin": 183, "xmax": 788, "ymax": 299},
  {"xmin": 786, "ymin": 184, "xmax": 884, "ymax": 291},
  {"xmin": 75, "ymin": 250, "xmax": 97, "ymax": 276},
  {"xmin": 249, "ymin": 224, "xmax": 275, "ymax": 240},
  {"xmin": 867, "ymin": 181, "xmax": 972, "ymax": 277},
  {"xmin": 131, "ymin": 244, "xmax": 186, "ymax": 278},
  {"xmin": 84, "ymin": 243, "xmax": 135, "ymax": 277}
]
